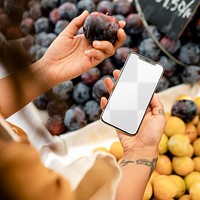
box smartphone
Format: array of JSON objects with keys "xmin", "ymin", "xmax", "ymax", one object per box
[{"xmin": 101, "ymin": 52, "xmax": 163, "ymax": 135}]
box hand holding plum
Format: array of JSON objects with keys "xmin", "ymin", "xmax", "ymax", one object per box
[{"xmin": 39, "ymin": 10, "xmax": 126, "ymax": 88}]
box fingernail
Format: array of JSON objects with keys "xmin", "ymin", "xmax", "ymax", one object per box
[
  {"xmin": 94, "ymin": 41, "xmax": 101, "ymax": 46},
  {"xmin": 84, "ymin": 49, "xmax": 91, "ymax": 54}
]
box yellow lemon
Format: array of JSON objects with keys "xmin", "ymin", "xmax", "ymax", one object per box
[
  {"xmin": 93, "ymin": 146, "xmax": 109, "ymax": 153},
  {"xmin": 142, "ymin": 181, "xmax": 153, "ymax": 200},
  {"xmin": 178, "ymin": 194, "xmax": 191, "ymax": 200},
  {"xmin": 165, "ymin": 116, "xmax": 186, "ymax": 137},
  {"xmin": 189, "ymin": 181, "xmax": 200, "ymax": 200},
  {"xmin": 109, "ymin": 141, "xmax": 123, "ymax": 160},
  {"xmin": 169, "ymin": 175, "xmax": 186, "ymax": 198},
  {"xmin": 184, "ymin": 171, "xmax": 200, "ymax": 191},
  {"xmin": 168, "ymin": 134, "xmax": 190, "ymax": 157},
  {"xmin": 172, "ymin": 156, "xmax": 194, "ymax": 176},
  {"xmin": 193, "ymin": 138, "xmax": 200, "ymax": 156},
  {"xmin": 158, "ymin": 133, "xmax": 168, "ymax": 154},
  {"xmin": 193, "ymin": 157, "xmax": 200, "ymax": 172},
  {"xmin": 153, "ymin": 175, "xmax": 178, "ymax": 200},
  {"xmin": 156, "ymin": 155, "xmax": 172, "ymax": 175},
  {"xmin": 176, "ymin": 94, "xmax": 192, "ymax": 101}
]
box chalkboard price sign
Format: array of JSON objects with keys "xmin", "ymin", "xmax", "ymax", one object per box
[{"xmin": 138, "ymin": 0, "xmax": 200, "ymax": 39}]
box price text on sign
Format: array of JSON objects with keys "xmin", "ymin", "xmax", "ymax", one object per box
[{"xmin": 138, "ymin": 0, "xmax": 200, "ymax": 39}]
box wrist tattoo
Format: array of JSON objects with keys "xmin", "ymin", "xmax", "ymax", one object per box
[
  {"xmin": 120, "ymin": 157, "xmax": 158, "ymax": 177},
  {"xmin": 158, "ymin": 109, "xmax": 165, "ymax": 116}
]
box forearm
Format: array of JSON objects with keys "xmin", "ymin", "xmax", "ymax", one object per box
[
  {"xmin": 115, "ymin": 149, "xmax": 158, "ymax": 200},
  {"xmin": 0, "ymin": 59, "xmax": 50, "ymax": 118}
]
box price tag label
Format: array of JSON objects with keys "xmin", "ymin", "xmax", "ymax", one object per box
[{"xmin": 138, "ymin": 0, "xmax": 200, "ymax": 39}]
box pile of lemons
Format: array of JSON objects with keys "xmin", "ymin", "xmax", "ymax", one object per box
[{"xmin": 93, "ymin": 94, "xmax": 200, "ymax": 200}]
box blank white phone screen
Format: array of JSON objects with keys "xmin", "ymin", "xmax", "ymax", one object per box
[{"xmin": 101, "ymin": 53, "xmax": 163, "ymax": 135}]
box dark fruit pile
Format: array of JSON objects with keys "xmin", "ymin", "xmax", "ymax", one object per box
[{"xmin": 11, "ymin": 0, "xmax": 199, "ymax": 134}]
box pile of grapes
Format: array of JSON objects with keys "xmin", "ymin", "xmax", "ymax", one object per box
[{"xmin": 12, "ymin": 0, "xmax": 200, "ymax": 134}]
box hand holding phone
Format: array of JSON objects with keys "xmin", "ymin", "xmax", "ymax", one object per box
[{"xmin": 101, "ymin": 53, "xmax": 164, "ymax": 135}]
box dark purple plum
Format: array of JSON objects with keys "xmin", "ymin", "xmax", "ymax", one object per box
[
  {"xmin": 35, "ymin": 47, "xmax": 47, "ymax": 60},
  {"xmin": 41, "ymin": 33, "xmax": 57, "ymax": 47},
  {"xmin": 171, "ymin": 100, "xmax": 198, "ymax": 123},
  {"xmin": 156, "ymin": 76, "xmax": 170, "ymax": 92},
  {"xmin": 178, "ymin": 43, "xmax": 200, "ymax": 65},
  {"xmin": 96, "ymin": 1, "xmax": 113, "ymax": 15},
  {"xmin": 52, "ymin": 80, "xmax": 73, "ymax": 100},
  {"xmin": 77, "ymin": 0, "xmax": 96, "ymax": 14},
  {"xmin": 160, "ymin": 36, "xmax": 181, "ymax": 54},
  {"xmin": 81, "ymin": 68, "xmax": 101, "ymax": 85},
  {"xmin": 142, "ymin": 25, "xmax": 161, "ymax": 40},
  {"xmin": 158, "ymin": 56, "xmax": 177, "ymax": 77},
  {"xmin": 33, "ymin": 94, "xmax": 49, "ymax": 110},
  {"xmin": 35, "ymin": 17, "xmax": 50, "ymax": 33},
  {"xmin": 138, "ymin": 38, "xmax": 160, "ymax": 61},
  {"xmin": 125, "ymin": 13, "xmax": 143, "ymax": 35},
  {"xmin": 181, "ymin": 65, "xmax": 200, "ymax": 83},
  {"xmin": 54, "ymin": 20, "xmax": 69, "ymax": 35},
  {"xmin": 46, "ymin": 115, "xmax": 66, "ymax": 135},
  {"xmin": 49, "ymin": 8, "xmax": 60, "ymax": 25},
  {"xmin": 112, "ymin": 14, "xmax": 125, "ymax": 22},
  {"xmin": 113, "ymin": 47, "xmax": 133, "ymax": 66},
  {"xmin": 113, "ymin": 0, "xmax": 132, "ymax": 17},
  {"xmin": 47, "ymin": 99, "xmax": 68, "ymax": 117},
  {"xmin": 98, "ymin": 58, "xmax": 115, "ymax": 75},
  {"xmin": 64, "ymin": 107, "xmax": 87, "ymax": 131},
  {"xmin": 83, "ymin": 12, "xmax": 120, "ymax": 44},
  {"xmin": 122, "ymin": 34, "xmax": 133, "ymax": 48},
  {"xmin": 92, "ymin": 78, "xmax": 109, "ymax": 102},
  {"xmin": 72, "ymin": 82, "xmax": 91, "ymax": 104},
  {"xmin": 58, "ymin": 2, "xmax": 78, "ymax": 21},
  {"xmin": 20, "ymin": 17, "xmax": 35, "ymax": 35},
  {"xmin": 60, "ymin": 0, "xmax": 77, "ymax": 5},
  {"xmin": 29, "ymin": 3, "xmax": 42, "ymax": 20},
  {"xmin": 84, "ymin": 100, "xmax": 101, "ymax": 122},
  {"xmin": 41, "ymin": 0, "xmax": 58, "ymax": 16}
]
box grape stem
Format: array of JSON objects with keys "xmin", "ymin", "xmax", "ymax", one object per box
[{"xmin": 133, "ymin": 0, "xmax": 187, "ymax": 67}]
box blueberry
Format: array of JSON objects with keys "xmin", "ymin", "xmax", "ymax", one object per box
[
  {"xmin": 47, "ymin": 99, "xmax": 68, "ymax": 117},
  {"xmin": 72, "ymin": 82, "xmax": 91, "ymax": 104},
  {"xmin": 35, "ymin": 17, "xmax": 50, "ymax": 33},
  {"xmin": 178, "ymin": 43, "xmax": 200, "ymax": 65},
  {"xmin": 171, "ymin": 100, "xmax": 198, "ymax": 123},
  {"xmin": 49, "ymin": 8, "xmax": 60, "ymax": 25},
  {"xmin": 52, "ymin": 80, "xmax": 73, "ymax": 100},
  {"xmin": 59, "ymin": 0, "xmax": 77, "ymax": 5},
  {"xmin": 138, "ymin": 38, "xmax": 160, "ymax": 61},
  {"xmin": 54, "ymin": 20, "xmax": 69, "ymax": 35},
  {"xmin": 92, "ymin": 78, "xmax": 109, "ymax": 102},
  {"xmin": 111, "ymin": 14, "xmax": 126, "ymax": 22},
  {"xmin": 46, "ymin": 115, "xmax": 66, "ymax": 135},
  {"xmin": 58, "ymin": 2, "xmax": 78, "ymax": 21},
  {"xmin": 181, "ymin": 65, "xmax": 200, "ymax": 83},
  {"xmin": 84, "ymin": 100, "xmax": 101, "ymax": 122},
  {"xmin": 28, "ymin": 44, "xmax": 41, "ymax": 61},
  {"xmin": 64, "ymin": 107, "xmax": 87, "ymax": 131},
  {"xmin": 122, "ymin": 34, "xmax": 133, "ymax": 48},
  {"xmin": 77, "ymin": 0, "xmax": 96, "ymax": 14}
]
